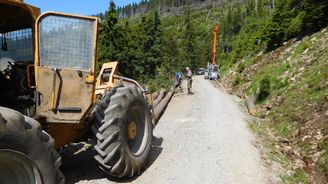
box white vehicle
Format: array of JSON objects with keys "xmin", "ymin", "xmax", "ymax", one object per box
[
  {"xmin": 196, "ymin": 68, "xmax": 205, "ymax": 75},
  {"xmin": 205, "ymin": 63, "xmax": 219, "ymax": 80},
  {"xmin": 204, "ymin": 69, "xmax": 209, "ymax": 79},
  {"xmin": 209, "ymin": 64, "xmax": 219, "ymax": 80}
]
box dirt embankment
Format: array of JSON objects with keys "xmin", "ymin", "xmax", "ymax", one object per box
[{"xmin": 220, "ymin": 28, "xmax": 328, "ymax": 183}]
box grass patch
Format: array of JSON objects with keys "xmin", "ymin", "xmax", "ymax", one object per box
[
  {"xmin": 246, "ymin": 62, "xmax": 290, "ymax": 97},
  {"xmin": 300, "ymin": 142, "xmax": 312, "ymax": 155},
  {"xmin": 293, "ymin": 40, "xmax": 310, "ymax": 57},
  {"xmin": 248, "ymin": 120, "xmax": 269, "ymax": 138},
  {"xmin": 300, "ymin": 53, "xmax": 328, "ymax": 104},
  {"xmin": 237, "ymin": 57, "xmax": 257, "ymax": 74},
  {"xmin": 233, "ymin": 29, "xmax": 328, "ymax": 183},
  {"xmin": 237, "ymin": 62, "xmax": 246, "ymax": 73},
  {"xmin": 249, "ymin": 120, "xmax": 301, "ymax": 182},
  {"xmin": 319, "ymin": 140, "xmax": 328, "ymax": 176},
  {"xmin": 233, "ymin": 74, "xmax": 242, "ymax": 87},
  {"xmin": 276, "ymin": 121, "xmax": 293, "ymax": 137},
  {"xmin": 271, "ymin": 76, "xmax": 289, "ymax": 91},
  {"xmin": 281, "ymin": 169, "xmax": 308, "ymax": 184}
]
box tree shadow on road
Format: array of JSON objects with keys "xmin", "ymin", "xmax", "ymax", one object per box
[{"xmin": 61, "ymin": 136, "xmax": 163, "ymax": 184}]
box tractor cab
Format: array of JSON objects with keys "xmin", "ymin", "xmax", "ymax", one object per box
[
  {"xmin": 0, "ymin": 0, "xmax": 100, "ymax": 122},
  {"xmin": 0, "ymin": 0, "xmax": 40, "ymax": 114}
]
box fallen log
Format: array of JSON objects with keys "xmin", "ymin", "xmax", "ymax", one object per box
[
  {"xmin": 152, "ymin": 91, "xmax": 160, "ymax": 100},
  {"xmin": 153, "ymin": 88, "xmax": 166, "ymax": 107},
  {"xmin": 154, "ymin": 91, "xmax": 173, "ymax": 123}
]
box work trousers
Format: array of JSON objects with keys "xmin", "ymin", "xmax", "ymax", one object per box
[{"xmin": 187, "ymin": 78, "xmax": 193, "ymax": 93}]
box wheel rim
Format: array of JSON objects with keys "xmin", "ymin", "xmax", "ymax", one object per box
[
  {"xmin": 128, "ymin": 121, "xmax": 138, "ymax": 140},
  {"xmin": 127, "ymin": 101, "xmax": 149, "ymax": 156},
  {"xmin": 0, "ymin": 150, "xmax": 42, "ymax": 184}
]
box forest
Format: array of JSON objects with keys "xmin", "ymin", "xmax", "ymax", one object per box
[
  {"xmin": 94, "ymin": 1, "xmax": 328, "ymax": 181},
  {"xmin": 95, "ymin": 0, "xmax": 328, "ymax": 90}
]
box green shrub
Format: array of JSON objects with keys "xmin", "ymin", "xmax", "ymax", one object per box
[
  {"xmin": 287, "ymin": 12, "xmax": 305, "ymax": 38},
  {"xmin": 237, "ymin": 62, "xmax": 246, "ymax": 73},
  {"xmin": 233, "ymin": 75, "xmax": 242, "ymax": 87},
  {"xmin": 257, "ymin": 76, "xmax": 270, "ymax": 102}
]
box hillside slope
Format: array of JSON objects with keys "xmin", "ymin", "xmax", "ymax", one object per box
[
  {"xmin": 118, "ymin": 0, "xmax": 236, "ymax": 17},
  {"xmin": 221, "ymin": 27, "xmax": 328, "ymax": 183}
]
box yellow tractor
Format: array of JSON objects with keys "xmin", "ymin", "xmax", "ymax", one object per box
[{"xmin": 0, "ymin": 0, "xmax": 153, "ymax": 183}]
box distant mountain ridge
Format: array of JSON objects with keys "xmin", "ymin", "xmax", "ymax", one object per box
[{"xmin": 117, "ymin": 0, "xmax": 238, "ymax": 17}]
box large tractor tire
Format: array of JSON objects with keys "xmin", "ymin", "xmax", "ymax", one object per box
[
  {"xmin": 93, "ymin": 86, "xmax": 153, "ymax": 178},
  {"xmin": 0, "ymin": 107, "xmax": 64, "ymax": 184}
]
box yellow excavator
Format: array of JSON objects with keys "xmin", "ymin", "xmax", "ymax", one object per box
[{"xmin": 0, "ymin": 0, "xmax": 153, "ymax": 183}]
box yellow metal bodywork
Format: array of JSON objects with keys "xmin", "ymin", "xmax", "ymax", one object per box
[
  {"xmin": 32, "ymin": 12, "xmax": 101, "ymax": 146},
  {"xmin": 47, "ymin": 122, "xmax": 89, "ymax": 148},
  {"xmin": 0, "ymin": 0, "xmax": 39, "ymax": 19},
  {"xmin": 34, "ymin": 12, "xmax": 99, "ymax": 124},
  {"xmin": 0, "ymin": 0, "xmax": 40, "ymax": 33},
  {"xmin": 0, "ymin": 1, "xmax": 127, "ymax": 148},
  {"xmin": 44, "ymin": 60, "xmax": 122, "ymax": 148},
  {"xmin": 0, "ymin": 0, "xmax": 101, "ymax": 148},
  {"xmin": 26, "ymin": 64, "xmax": 35, "ymax": 88},
  {"xmin": 95, "ymin": 61, "xmax": 120, "ymax": 97}
]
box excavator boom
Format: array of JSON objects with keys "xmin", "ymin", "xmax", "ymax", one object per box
[{"xmin": 212, "ymin": 24, "xmax": 219, "ymax": 65}]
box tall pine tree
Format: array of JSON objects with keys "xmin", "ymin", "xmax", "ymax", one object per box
[
  {"xmin": 181, "ymin": 8, "xmax": 197, "ymax": 71},
  {"xmin": 98, "ymin": 1, "xmax": 124, "ymax": 69},
  {"xmin": 139, "ymin": 11, "xmax": 164, "ymax": 79}
]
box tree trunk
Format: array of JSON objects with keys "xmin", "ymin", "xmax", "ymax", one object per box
[
  {"xmin": 154, "ymin": 91, "xmax": 173, "ymax": 123},
  {"xmin": 153, "ymin": 88, "xmax": 166, "ymax": 107}
]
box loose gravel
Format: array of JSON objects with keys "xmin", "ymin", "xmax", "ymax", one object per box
[{"xmin": 62, "ymin": 76, "xmax": 280, "ymax": 184}]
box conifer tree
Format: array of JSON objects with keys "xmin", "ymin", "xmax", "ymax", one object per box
[
  {"xmin": 138, "ymin": 11, "xmax": 164, "ymax": 79},
  {"xmin": 182, "ymin": 8, "xmax": 197, "ymax": 71},
  {"xmin": 98, "ymin": 1, "xmax": 124, "ymax": 68},
  {"xmin": 163, "ymin": 31, "xmax": 179, "ymax": 76}
]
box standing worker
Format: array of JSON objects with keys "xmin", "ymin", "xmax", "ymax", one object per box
[{"xmin": 185, "ymin": 67, "xmax": 193, "ymax": 95}]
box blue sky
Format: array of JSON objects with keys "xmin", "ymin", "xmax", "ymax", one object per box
[{"xmin": 25, "ymin": 0, "xmax": 140, "ymax": 15}]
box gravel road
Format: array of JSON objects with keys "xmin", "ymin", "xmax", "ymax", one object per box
[{"xmin": 61, "ymin": 75, "xmax": 279, "ymax": 184}]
